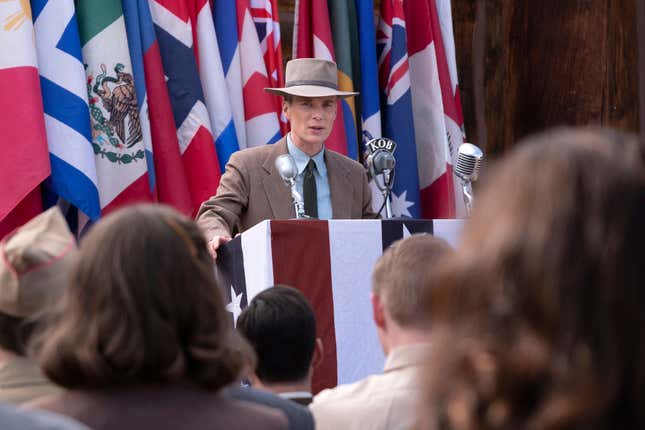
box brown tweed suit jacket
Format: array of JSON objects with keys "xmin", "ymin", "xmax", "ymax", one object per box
[{"xmin": 196, "ymin": 137, "xmax": 376, "ymax": 239}]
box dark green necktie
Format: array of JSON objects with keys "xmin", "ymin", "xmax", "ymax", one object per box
[{"xmin": 304, "ymin": 159, "xmax": 318, "ymax": 218}]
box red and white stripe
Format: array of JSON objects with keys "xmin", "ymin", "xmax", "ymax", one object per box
[
  {"xmin": 0, "ymin": 1, "xmax": 50, "ymax": 235},
  {"xmin": 236, "ymin": 0, "xmax": 282, "ymax": 147}
]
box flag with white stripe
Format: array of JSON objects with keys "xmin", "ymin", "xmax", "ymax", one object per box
[
  {"xmin": 216, "ymin": 219, "xmax": 464, "ymax": 393},
  {"xmin": 149, "ymin": 0, "xmax": 221, "ymax": 215},
  {"xmin": 76, "ymin": 0, "xmax": 153, "ymax": 213},
  {"xmin": 32, "ymin": 0, "xmax": 100, "ymax": 220}
]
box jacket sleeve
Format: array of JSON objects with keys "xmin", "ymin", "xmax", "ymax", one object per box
[{"xmin": 196, "ymin": 152, "xmax": 249, "ymax": 240}]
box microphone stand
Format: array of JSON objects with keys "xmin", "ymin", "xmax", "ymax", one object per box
[
  {"xmin": 285, "ymin": 177, "xmax": 306, "ymax": 219},
  {"xmin": 460, "ymin": 179, "xmax": 473, "ymax": 216},
  {"xmin": 374, "ymin": 168, "xmax": 395, "ymax": 219}
]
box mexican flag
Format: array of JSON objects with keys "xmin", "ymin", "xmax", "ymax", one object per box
[{"xmin": 75, "ymin": 0, "xmax": 152, "ymax": 214}]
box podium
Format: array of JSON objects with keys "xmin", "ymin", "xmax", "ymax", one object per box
[{"xmin": 215, "ymin": 218, "xmax": 464, "ymax": 393}]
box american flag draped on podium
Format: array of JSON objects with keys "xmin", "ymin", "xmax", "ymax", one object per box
[{"xmin": 215, "ymin": 219, "xmax": 463, "ymax": 393}]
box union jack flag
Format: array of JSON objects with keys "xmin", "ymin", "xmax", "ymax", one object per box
[{"xmin": 250, "ymin": 0, "xmax": 286, "ymax": 134}]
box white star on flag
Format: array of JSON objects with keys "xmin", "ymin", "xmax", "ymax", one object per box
[
  {"xmin": 390, "ymin": 190, "xmax": 415, "ymax": 217},
  {"xmin": 226, "ymin": 286, "xmax": 244, "ymax": 326}
]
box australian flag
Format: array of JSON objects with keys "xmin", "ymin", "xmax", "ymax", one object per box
[{"xmin": 377, "ymin": 0, "xmax": 421, "ymax": 218}]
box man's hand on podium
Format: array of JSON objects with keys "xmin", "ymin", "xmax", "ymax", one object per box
[{"xmin": 207, "ymin": 235, "xmax": 232, "ymax": 260}]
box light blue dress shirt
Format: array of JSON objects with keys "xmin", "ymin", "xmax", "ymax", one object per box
[{"xmin": 286, "ymin": 133, "xmax": 332, "ymax": 220}]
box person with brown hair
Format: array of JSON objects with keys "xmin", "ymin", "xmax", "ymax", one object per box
[
  {"xmin": 311, "ymin": 234, "xmax": 452, "ymax": 430},
  {"xmin": 419, "ymin": 128, "xmax": 645, "ymax": 429},
  {"xmin": 29, "ymin": 204, "xmax": 288, "ymax": 430}
]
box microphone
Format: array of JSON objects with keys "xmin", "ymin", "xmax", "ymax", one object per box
[
  {"xmin": 365, "ymin": 138, "xmax": 397, "ymax": 218},
  {"xmin": 275, "ymin": 154, "xmax": 298, "ymax": 182},
  {"xmin": 453, "ymin": 143, "xmax": 484, "ymax": 216},
  {"xmin": 275, "ymin": 154, "xmax": 306, "ymax": 219}
]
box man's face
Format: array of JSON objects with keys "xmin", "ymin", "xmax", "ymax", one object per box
[{"xmin": 283, "ymin": 95, "xmax": 337, "ymax": 152}]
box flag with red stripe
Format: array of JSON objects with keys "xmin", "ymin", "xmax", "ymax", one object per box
[
  {"xmin": 293, "ymin": 0, "xmax": 350, "ymax": 157},
  {"xmin": 149, "ymin": 0, "xmax": 221, "ymax": 215},
  {"xmin": 432, "ymin": 0, "xmax": 467, "ymax": 216},
  {"xmin": 0, "ymin": 1, "xmax": 50, "ymax": 237},
  {"xmin": 216, "ymin": 219, "xmax": 464, "ymax": 393},
  {"xmin": 76, "ymin": 0, "xmax": 153, "ymax": 215},
  {"xmin": 250, "ymin": 0, "xmax": 287, "ymax": 134},
  {"xmin": 123, "ymin": 0, "xmax": 193, "ymax": 216},
  {"xmin": 236, "ymin": 0, "xmax": 282, "ymax": 147},
  {"xmin": 404, "ymin": 0, "xmax": 455, "ymax": 218}
]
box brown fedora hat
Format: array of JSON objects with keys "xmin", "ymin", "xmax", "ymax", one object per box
[
  {"xmin": 0, "ymin": 207, "xmax": 77, "ymax": 317},
  {"xmin": 265, "ymin": 58, "xmax": 358, "ymax": 98}
]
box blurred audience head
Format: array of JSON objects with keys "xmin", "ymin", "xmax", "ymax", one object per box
[
  {"xmin": 0, "ymin": 207, "xmax": 76, "ymax": 356},
  {"xmin": 420, "ymin": 128, "xmax": 645, "ymax": 429},
  {"xmin": 371, "ymin": 234, "xmax": 452, "ymax": 354},
  {"xmin": 34, "ymin": 204, "xmax": 246, "ymax": 391},
  {"xmin": 236, "ymin": 286, "xmax": 321, "ymax": 393}
]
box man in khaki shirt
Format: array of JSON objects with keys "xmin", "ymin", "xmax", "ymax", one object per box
[
  {"xmin": 310, "ymin": 234, "xmax": 451, "ymax": 430},
  {"xmin": 0, "ymin": 208, "xmax": 76, "ymax": 404}
]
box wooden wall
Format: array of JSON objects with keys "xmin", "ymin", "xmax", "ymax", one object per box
[
  {"xmin": 277, "ymin": 0, "xmax": 640, "ymax": 156},
  {"xmin": 452, "ymin": 0, "xmax": 640, "ymax": 156}
]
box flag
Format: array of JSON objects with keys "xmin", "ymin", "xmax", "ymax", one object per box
[
  {"xmin": 122, "ymin": 0, "xmax": 193, "ymax": 215},
  {"xmin": 236, "ymin": 0, "xmax": 282, "ymax": 147},
  {"xmin": 31, "ymin": 0, "xmax": 100, "ymax": 221},
  {"xmin": 76, "ymin": 0, "xmax": 153, "ymax": 214},
  {"xmin": 354, "ymin": 0, "xmax": 381, "ymax": 148},
  {"xmin": 293, "ymin": 0, "xmax": 349, "ymax": 157},
  {"xmin": 404, "ymin": 0, "xmax": 455, "ymax": 218},
  {"xmin": 432, "ymin": 0, "xmax": 467, "ymax": 216},
  {"xmin": 377, "ymin": 0, "xmax": 421, "ymax": 218},
  {"xmin": 355, "ymin": 0, "xmax": 383, "ymax": 214},
  {"xmin": 216, "ymin": 219, "xmax": 462, "ymax": 393},
  {"xmin": 250, "ymin": 0, "xmax": 287, "ymax": 134},
  {"xmin": 149, "ymin": 0, "xmax": 221, "ymax": 215},
  {"xmin": 188, "ymin": 0, "xmax": 240, "ymax": 169},
  {"xmin": 120, "ymin": 0, "xmax": 154, "ymax": 199},
  {"xmin": 328, "ymin": 0, "xmax": 360, "ymax": 160},
  {"xmin": 0, "ymin": 0, "xmax": 50, "ymax": 237},
  {"xmin": 213, "ymin": 0, "xmax": 247, "ymax": 149}
]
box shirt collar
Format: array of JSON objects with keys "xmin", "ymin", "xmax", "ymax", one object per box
[
  {"xmin": 383, "ymin": 343, "xmax": 432, "ymax": 373},
  {"xmin": 286, "ymin": 133, "xmax": 326, "ymax": 175}
]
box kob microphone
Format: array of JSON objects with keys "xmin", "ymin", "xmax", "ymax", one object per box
[
  {"xmin": 365, "ymin": 138, "xmax": 397, "ymax": 218},
  {"xmin": 275, "ymin": 154, "xmax": 306, "ymax": 219},
  {"xmin": 454, "ymin": 143, "xmax": 484, "ymax": 216}
]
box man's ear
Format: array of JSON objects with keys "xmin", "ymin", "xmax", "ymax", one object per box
[
  {"xmin": 282, "ymin": 100, "xmax": 290, "ymax": 121},
  {"xmin": 312, "ymin": 338, "xmax": 324, "ymax": 369},
  {"xmin": 372, "ymin": 293, "xmax": 386, "ymax": 330}
]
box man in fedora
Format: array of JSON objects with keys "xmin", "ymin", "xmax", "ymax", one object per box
[{"xmin": 197, "ymin": 58, "xmax": 376, "ymax": 258}]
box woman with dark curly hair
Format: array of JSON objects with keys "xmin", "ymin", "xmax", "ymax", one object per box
[
  {"xmin": 29, "ymin": 204, "xmax": 287, "ymax": 430},
  {"xmin": 420, "ymin": 128, "xmax": 645, "ymax": 430}
]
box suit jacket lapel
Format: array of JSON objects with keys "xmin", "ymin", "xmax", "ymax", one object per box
[
  {"xmin": 326, "ymin": 151, "xmax": 353, "ymax": 219},
  {"xmin": 262, "ymin": 138, "xmax": 296, "ymax": 219}
]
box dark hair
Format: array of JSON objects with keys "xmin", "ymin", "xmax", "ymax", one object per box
[
  {"xmin": 236, "ymin": 286, "xmax": 316, "ymax": 384},
  {"xmin": 283, "ymin": 94, "xmax": 293, "ymax": 104},
  {"xmin": 372, "ymin": 234, "xmax": 451, "ymax": 328},
  {"xmin": 421, "ymin": 128, "xmax": 645, "ymax": 429},
  {"xmin": 34, "ymin": 204, "xmax": 245, "ymax": 391}
]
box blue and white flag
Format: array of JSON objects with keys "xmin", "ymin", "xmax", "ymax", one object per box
[
  {"xmin": 31, "ymin": 0, "xmax": 100, "ymax": 220},
  {"xmin": 192, "ymin": 0, "xmax": 239, "ymax": 170},
  {"xmin": 213, "ymin": 0, "xmax": 247, "ymax": 149}
]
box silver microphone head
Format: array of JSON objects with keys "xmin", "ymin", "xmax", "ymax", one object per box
[
  {"xmin": 454, "ymin": 143, "xmax": 484, "ymax": 182},
  {"xmin": 372, "ymin": 150, "xmax": 396, "ymax": 174},
  {"xmin": 275, "ymin": 154, "xmax": 298, "ymax": 182}
]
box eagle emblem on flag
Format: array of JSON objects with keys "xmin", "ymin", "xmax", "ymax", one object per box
[{"xmin": 86, "ymin": 63, "xmax": 145, "ymax": 164}]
